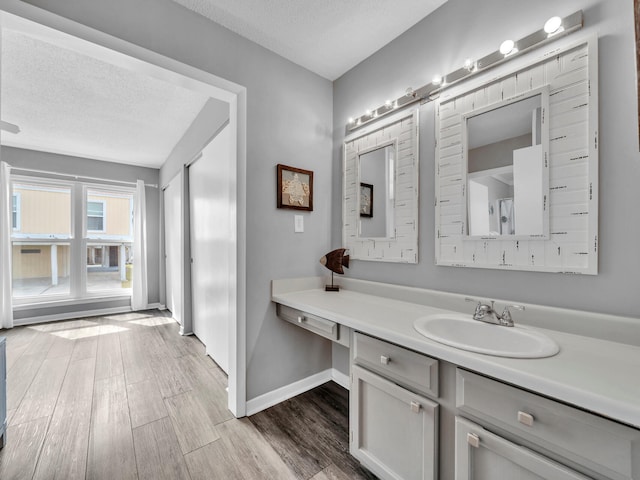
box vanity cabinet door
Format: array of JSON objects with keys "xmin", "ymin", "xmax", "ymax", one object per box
[
  {"xmin": 350, "ymin": 364, "xmax": 438, "ymax": 480},
  {"xmin": 455, "ymin": 417, "xmax": 589, "ymax": 480}
]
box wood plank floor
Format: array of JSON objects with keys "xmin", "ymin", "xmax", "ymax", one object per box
[{"xmin": 0, "ymin": 310, "xmax": 377, "ymax": 480}]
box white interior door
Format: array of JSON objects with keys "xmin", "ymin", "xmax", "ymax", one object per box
[
  {"xmin": 164, "ymin": 174, "xmax": 182, "ymax": 326},
  {"xmin": 189, "ymin": 125, "xmax": 231, "ymax": 373}
]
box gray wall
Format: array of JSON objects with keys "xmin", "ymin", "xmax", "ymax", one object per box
[
  {"xmin": 333, "ymin": 0, "xmax": 640, "ymax": 319},
  {"xmin": 160, "ymin": 97, "xmax": 229, "ymax": 187},
  {"xmin": 19, "ymin": 0, "xmax": 334, "ymax": 400},
  {"xmin": 4, "ymin": 146, "xmax": 161, "ymax": 319},
  {"xmin": 468, "ymin": 134, "xmax": 531, "ymax": 173}
]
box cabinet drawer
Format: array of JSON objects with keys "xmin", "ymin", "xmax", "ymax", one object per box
[
  {"xmin": 277, "ymin": 304, "xmax": 339, "ymax": 342},
  {"xmin": 456, "ymin": 369, "xmax": 640, "ymax": 480},
  {"xmin": 353, "ymin": 332, "xmax": 438, "ymax": 398},
  {"xmin": 455, "ymin": 416, "xmax": 589, "ymax": 480}
]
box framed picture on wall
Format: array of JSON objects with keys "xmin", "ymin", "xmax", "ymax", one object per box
[
  {"xmin": 277, "ymin": 164, "xmax": 313, "ymax": 211},
  {"xmin": 360, "ymin": 182, "xmax": 373, "ymax": 217}
]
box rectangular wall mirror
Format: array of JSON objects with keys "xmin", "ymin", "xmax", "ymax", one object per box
[
  {"xmin": 464, "ymin": 87, "xmax": 549, "ymax": 239},
  {"xmin": 343, "ymin": 109, "xmax": 418, "ymax": 263},
  {"xmin": 435, "ymin": 38, "xmax": 598, "ymax": 274}
]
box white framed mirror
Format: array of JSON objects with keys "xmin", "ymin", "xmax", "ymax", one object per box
[
  {"xmin": 435, "ymin": 37, "xmax": 598, "ymax": 274},
  {"xmin": 343, "ymin": 109, "xmax": 419, "ymax": 263},
  {"xmin": 464, "ymin": 86, "xmax": 549, "ymax": 239}
]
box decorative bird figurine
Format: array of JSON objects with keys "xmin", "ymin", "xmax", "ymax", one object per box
[{"xmin": 319, "ymin": 248, "xmax": 350, "ymax": 292}]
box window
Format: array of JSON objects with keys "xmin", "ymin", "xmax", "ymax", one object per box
[
  {"xmin": 85, "ymin": 188, "xmax": 134, "ymax": 294},
  {"xmin": 11, "ymin": 192, "xmax": 20, "ymax": 230},
  {"xmin": 11, "ymin": 181, "xmax": 72, "ymax": 298},
  {"xmin": 87, "ymin": 200, "xmax": 105, "ymax": 232},
  {"xmin": 10, "ymin": 177, "xmax": 136, "ymax": 304}
]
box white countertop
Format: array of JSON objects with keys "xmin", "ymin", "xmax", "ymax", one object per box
[{"xmin": 272, "ymin": 286, "xmax": 640, "ymax": 429}]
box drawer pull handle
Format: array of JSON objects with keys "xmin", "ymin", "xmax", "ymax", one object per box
[
  {"xmin": 297, "ymin": 316, "xmax": 305, "ymax": 323},
  {"xmin": 467, "ymin": 433, "xmax": 480, "ymax": 448},
  {"xmin": 517, "ymin": 411, "xmax": 534, "ymax": 427},
  {"xmin": 410, "ymin": 401, "xmax": 421, "ymax": 413},
  {"xmin": 380, "ymin": 355, "xmax": 390, "ymax": 365}
]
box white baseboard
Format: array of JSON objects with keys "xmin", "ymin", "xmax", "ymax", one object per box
[
  {"xmin": 14, "ymin": 303, "xmax": 167, "ymax": 326},
  {"xmin": 331, "ymin": 368, "xmax": 350, "ymax": 390},
  {"xmin": 14, "ymin": 306, "xmax": 133, "ymax": 326},
  {"xmin": 246, "ymin": 368, "xmax": 351, "ymax": 416},
  {"xmin": 146, "ymin": 302, "xmax": 165, "ymax": 310},
  {"xmin": 246, "ymin": 369, "xmax": 333, "ymax": 416}
]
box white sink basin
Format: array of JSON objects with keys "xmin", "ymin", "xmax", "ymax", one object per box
[{"xmin": 414, "ymin": 313, "xmax": 559, "ymax": 358}]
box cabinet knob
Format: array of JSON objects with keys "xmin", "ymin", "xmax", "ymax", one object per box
[
  {"xmin": 297, "ymin": 316, "xmax": 305, "ymax": 323},
  {"xmin": 467, "ymin": 433, "xmax": 480, "ymax": 448},
  {"xmin": 517, "ymin": 411, "xmax": 534, "ymax": 427},
  {"xmin": 380, "ymin": 355, "xmax": 390, "ymax": 365},
  {"xmin": 410, "ymin": 401, "xmax": 421, "ymax": 413}
]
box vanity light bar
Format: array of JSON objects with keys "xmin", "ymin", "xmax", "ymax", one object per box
[{"xmin": 346, "ymin": 10, "xmax": 583, "ymax": 132}]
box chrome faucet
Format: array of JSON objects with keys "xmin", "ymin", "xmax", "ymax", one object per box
[{"xmin": 464, "ymin": 298, "xmax": 525, "ymax": 327}]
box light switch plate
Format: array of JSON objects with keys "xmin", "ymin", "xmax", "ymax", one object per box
[{"xmin": 294, "ymin": 215, "xmax": 304, "ymax": 233}]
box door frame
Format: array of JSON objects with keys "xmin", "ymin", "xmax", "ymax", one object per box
[
  {"xmin": 162, "ymin": 173, "xmax": 184, "ymax": 330},
  {"xmin": 0, "ymin": 0, "xmax": 248, "ymax": 417}
]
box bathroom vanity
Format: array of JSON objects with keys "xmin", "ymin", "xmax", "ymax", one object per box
[
  {"xmin": 296, "ymin": 26, "xmax": 627, "ymax": 479},
  {"xmin": 272, "ymin": 277, "xmax": 640, "ymax": 480}
]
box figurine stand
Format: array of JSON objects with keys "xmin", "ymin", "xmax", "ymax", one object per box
[{"xmin": 325, "ymin": 272, "xmax": 340, "ymax": 292}]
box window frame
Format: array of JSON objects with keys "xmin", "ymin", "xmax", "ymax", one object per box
[
  {"xmin": 10, "ymin": 179, "xmax": 74, "ymax": 240},
  {"xmin": 83, "ymin": 184, "xmax": 135, "ymax": 296},
  {"xmin": 10, "ymin": 176, "xmax": 75, "ymax": 304},
  {"xmin": 10, "ymin": 175, "xmax": 136, "ymax": 306}
]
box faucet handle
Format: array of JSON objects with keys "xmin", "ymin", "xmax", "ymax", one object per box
[{"xmin": 500, "ymin": 304, "xmax": 525, "ymax": 326}]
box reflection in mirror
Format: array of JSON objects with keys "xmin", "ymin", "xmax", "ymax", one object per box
[
  {"xmin": 465, "ymin": 88, "xmax": 548, "ymax": 238},
  {"xmin": 358, "ymin": 143, "xmax": 395, "ymax": 239}
]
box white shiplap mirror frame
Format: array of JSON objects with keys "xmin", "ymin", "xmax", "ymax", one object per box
[
  {"xmin": 435, "ymin": 36, "xmax": 598, "ymax": 274},
  {"xmin": 343, "ymin": 109, "xmax": 419, "ymax": 263}
]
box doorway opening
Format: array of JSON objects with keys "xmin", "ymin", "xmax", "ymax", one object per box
[{"xmin": 0, "ymin": 3, "xmax": 247, "ymax": 416}]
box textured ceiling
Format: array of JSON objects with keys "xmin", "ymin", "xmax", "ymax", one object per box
[
  {"xmin": 171, "ymin": 0, "xmax": 448, "ymax": 80},
  {"xmin": 1, "ymin": 28, "xmax": 211, "ymax": 167}
]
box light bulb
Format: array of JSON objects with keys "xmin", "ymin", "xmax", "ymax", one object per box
[
  {"xmin": 365, "ymin": 109, "xmax": 372, "ymax": 116},
  {"xmin": 348, "ymin": 117, "xmax": 355, "ymax": 124},
  {"xmin": 385, "ymin": 99, "xmax": 392, "ymax": 108},
  {"xmin": 499, "ymin": 39, "xmax": 515, "ymax": 55},
  {"xmin": 544, "ymin": 16, "xmax": 562, "ymax": 35},
  {"xmin": 464, "ymin": 58, "xmax": 475, "ymax": 71},
  {"xmin": 432, "ymin": 75, "xmax": 442, "ymax": 85}
]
